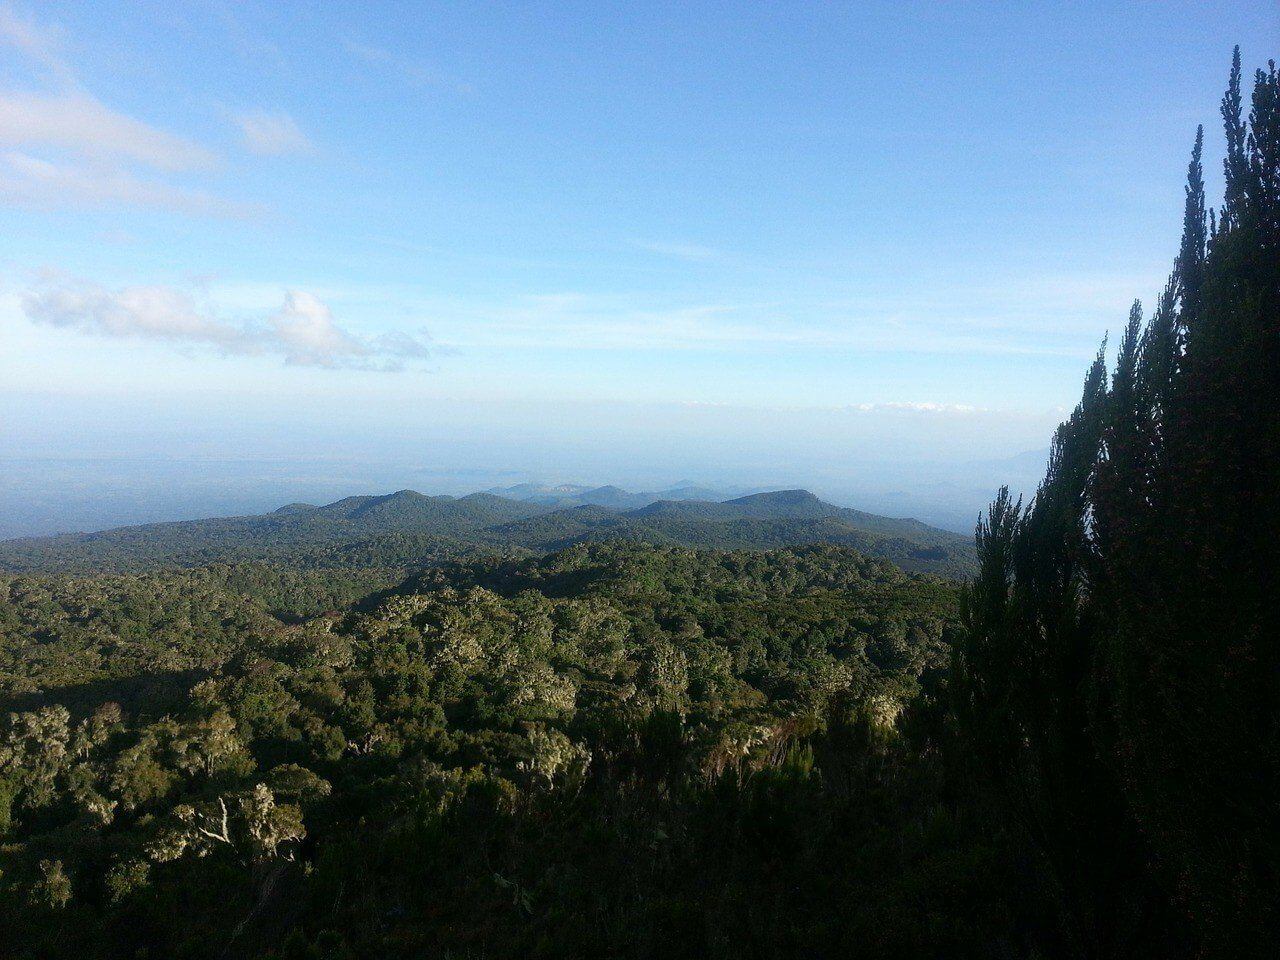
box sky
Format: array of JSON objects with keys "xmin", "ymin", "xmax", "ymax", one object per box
[{"xmin": 0, "ymin": 1, "xmax": 1274, "ymax": 536}]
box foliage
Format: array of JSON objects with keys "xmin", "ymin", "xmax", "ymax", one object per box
[
  {"xmin": 0, "ymin": 489, "xmax": 977, "ymax": 579},
  {"xmin": 953, "ymin": 51, "xmax": 1279, "ymax": 959},
  {"xmin": 0, "ymin": 541, "xmax": 1022, "ymax": 958},
  {"xmin": 0, "ymin": 49, "xmax": 1271, "ymax": 960}
]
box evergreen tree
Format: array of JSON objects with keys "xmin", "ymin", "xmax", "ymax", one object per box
[{"xmin": 956, "ymin": 50, "xmax": 1280, "ymax": 958}]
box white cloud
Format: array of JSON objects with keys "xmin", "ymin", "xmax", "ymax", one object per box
[
  {"xmin": 0, "ymin": 4, "xmax": 237, "ymax": 216},
  {"xmin": 233, "ymin": 110, "xmax": 312, "ymax": 156},
  {"xmin": 21, "ymin": 279, "xmax": 433, "ymax": 371},
  {"xmin": 267, "ymin": 291, "xmax": 369, "ymax": 367},
  {"xmin": 0, "ymin": 2, "xmax": 72, "ymax": 83},
  {"xmin": 0, "ymin": 151, "xmax": 254, "ymax": 216},
  {"xmin": 0, "ymin": 90, "xmax": 216, "ymax": 169}
]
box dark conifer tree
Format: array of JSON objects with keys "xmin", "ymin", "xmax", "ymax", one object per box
[{"xmin": 955, "ymin": 50, "xmax": 1279, "ymax": 958}]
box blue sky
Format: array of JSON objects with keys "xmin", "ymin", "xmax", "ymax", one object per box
[{"xmin": 0, "ymin": 1, "xmax": 1274, "ymax": 533}]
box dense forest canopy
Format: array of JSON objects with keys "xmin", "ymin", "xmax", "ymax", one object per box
[
  {"xmin": 0, "ymin": 51, "xmax": 1275, "ymax": 959},
  {"xmin": 1, "ymin": 543, "xmax": 972, "ymax": 957}
]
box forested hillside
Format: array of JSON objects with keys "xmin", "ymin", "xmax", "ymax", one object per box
[{"xmin": 0, "ymin": 488, "xmax": 976, "ymax": 578}]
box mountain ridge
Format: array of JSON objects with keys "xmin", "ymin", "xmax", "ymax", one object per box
[{"xmin": 0, "ymin": 486, "xmax": 976, "ymax": 578}]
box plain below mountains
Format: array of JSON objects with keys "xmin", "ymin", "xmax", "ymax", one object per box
[{"xmin": 0, "ymin": 487, "xmax": 977, "ymax": 578}]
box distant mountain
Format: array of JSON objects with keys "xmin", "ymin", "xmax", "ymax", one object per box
[
  {"xmin": 489, "ymin": 481, "xmax": 728, "ymax": 512},
  {"xmin": 633, "ymin": 489, "xmax": 837, "ymax": 520},
  {"xmin": 326, "ymin": 490, "xmax": 545, "ymax": 530},
  {"xmin": 271, "ymin": 502, "xmax": 318, "ymax": 515},
  {"xmin": 487, "ymin": 482, "xmax": 593, "ymax": 501},
  {"xmin": 0, "ymin": 486, "xmax": 976, "ymax": 578},
  {"xmin": 0, "ymin": 490, "xmax": 546, "ymax": 573},
  {"xmin": 487, "ymin": 489, "xmax": 972, "ymax": 576}
]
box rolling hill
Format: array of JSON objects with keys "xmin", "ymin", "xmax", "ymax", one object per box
[{"xmin": 0, "ymin": 487, "xmax": 976, "ymax": 578}]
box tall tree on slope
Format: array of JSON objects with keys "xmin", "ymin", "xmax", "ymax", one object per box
[{"xmin": 955, "ymin": 51, "xmax": 1279, "ymax": 958}]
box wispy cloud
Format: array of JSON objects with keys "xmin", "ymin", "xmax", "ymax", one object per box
[
  {"xmin": 22, "ymin": 278, "xmax": 434, "ymax": 371},
  {"xmin": 0, "ymin": 90, "xmax": 216, "ymax": 169},
  {"xmin": 0, "ymin": 3, "xmax": 241, "ymax": 216},
  {"xmin": 232, "ymin": 110, "xmax": 313, "ymax": 156},
  {"xmin": 0, "ymin": 2, "xmax": 72, "ymax": 83},
  {"xmin": 345, "ymin": 40, "xmax": 474, "ymax": 95},
  {"xmin": 424, "ymin": 291, "xmax": 1086, "ymax": 358},
  {"xmin": 632, "ymin": 240, "xmax": 721, "ymax": 261},
  {"xmin": 0, "ymin": 151, "xmax": 254, "ymax": 217}
]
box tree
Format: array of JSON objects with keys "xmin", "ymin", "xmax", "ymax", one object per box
[{"xmin": 956, "ymin": 51, "xmax": 1280, "ymax": 958}]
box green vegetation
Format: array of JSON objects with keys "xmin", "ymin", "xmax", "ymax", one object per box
[
  {"xmin": 1, "ymin": 543, "xmax": 981, "ymax": 958},
  {"xmin": 951, "ymin": 51, "xmax": 1279, "ymax": 957},
  {"xmin": 0, "ymin": 52, "xmax": 1274, "ymax": 959},
  {"xmin": 0, "ymin": 488, "xmax": 977, "ymax": 578}
]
